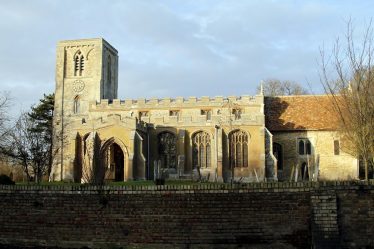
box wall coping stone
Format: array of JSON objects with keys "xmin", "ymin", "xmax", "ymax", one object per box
[{"xmin": 0, "ymin": 181, "xmax": 373, "ymax": 194}]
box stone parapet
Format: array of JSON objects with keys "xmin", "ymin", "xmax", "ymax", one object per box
[
  {"xmin": 90, "ymin": 95, "xmax": 263, "ymax": 110},
  {"xmin": 141, "ymin": 114, "xmax": 264, "ymax": 126}
]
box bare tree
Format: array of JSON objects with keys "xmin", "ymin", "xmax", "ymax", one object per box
[
  {"xmin": 0, "ymin": 92, "xmax": 13, "ymax": 177},
  {"xmin": 258, "ymin": 79, "xmax": 308, "ymax": 96},
  {"xmin": 0, "ymin": 92, "xmax": 11, "ymax": 139},
  {"xmin": 320, "ymin": 20, "xmax": 374, "ymax": 180},
  {"xmin": 1, "ymin": 113, "xmax": 50, "ymax": 182}
]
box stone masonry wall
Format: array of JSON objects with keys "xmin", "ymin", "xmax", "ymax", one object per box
[
  {"xmin": 0, "ymin": 182, "xmax": 373, "ymax": 249},
  {"xmin": 272, "ymin": 131, "xmax": 357, "ymax": 181}
]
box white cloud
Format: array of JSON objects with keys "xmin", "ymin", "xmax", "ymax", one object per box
[{"xmin": 0, "ymin": 0, "xmax": 373, "ymax": 116}]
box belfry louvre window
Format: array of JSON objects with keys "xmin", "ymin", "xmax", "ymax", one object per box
[
  {"xmin": 298, "ymin": 138, "xmax": 312, "ymax": 155},
  {"xmin": 192, "ymin": 131, "xmax": 211, "ymax": 169},
  {"xmin": 158, "ymin": 132, "xmax": 177, "ymax": 169},
  {"xmin": 74, "ymin": 51, "xmax": 85, "ymax": 76},
  {"xmin": 229, "ymin": 130, "xmax": 248, "ymax": 168}
]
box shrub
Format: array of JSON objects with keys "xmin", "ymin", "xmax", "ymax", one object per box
[{"xmin": 0, "ymin": 174, "xmax": 15, "ymax": 185}]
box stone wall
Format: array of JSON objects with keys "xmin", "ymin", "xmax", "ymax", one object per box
[
  {"xmin": 0, "ymin": 182, "xmax": 373, "ymax": 249},
  {"xmin": 272, "ymin": 131, "xmax": 357, "ymax": 181}
]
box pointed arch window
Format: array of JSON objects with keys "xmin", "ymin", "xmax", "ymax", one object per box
[
  {"xmin": 229, "ymin": 130, "xmax": 249, "ymax": 168},
  {"xmin": 74, "ymin": 96, "xmax": 80, "ymax": 114},
  {"xmin": 306, "ymin": 140, "xmax": 312, "ymax": 155},
  {"xmin": 298, "ymin": 138, "xmax": 312, "ymax": 155},
  {"xmin": 298, "ymin": 140, "xmax": 305, "ymax": 155},
  {"xmin": 74, "ymin": 51, "xmax": 85, "ymax": 76},
  {"xmin": 192, "ymin": 131, "xmax": 211, "ymax": 169},
  {"xmin": 158, "ymin": 132, "xmax": 177, "ymax": 169}
]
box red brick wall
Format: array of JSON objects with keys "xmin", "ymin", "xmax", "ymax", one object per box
[{"xmin": 0, "ymin": 182, "xmax": 373, "ymax": 248}]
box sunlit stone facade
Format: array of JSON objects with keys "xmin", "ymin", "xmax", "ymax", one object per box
[
  {"xmin": 51, "ymin": 38, "xmax": 358, "ymax": 183},
  {"xmin": 51, "ymin": 38, "xmax": 266, "ymax": 183}
]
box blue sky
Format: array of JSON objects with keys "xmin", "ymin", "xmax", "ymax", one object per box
[{"xmin": 0, "ymin": 0, "xmax": 373, "ymax": 116}]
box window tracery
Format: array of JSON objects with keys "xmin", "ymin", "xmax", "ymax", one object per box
[
  {"xmin": 192, "ymin": 131, "xmax": 211, "ymax": 169},
  {"xmin": 229, "ymin": 130, "xmax": 248, "ymax": 168},
  {"xmin": 158, "ymin": 132, "xmax": 177, "ymax": 169}
]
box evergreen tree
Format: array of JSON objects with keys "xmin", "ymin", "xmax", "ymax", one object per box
[{"xmin": 28, "ymin": 93, "xmax": 54, "ymax": 178}]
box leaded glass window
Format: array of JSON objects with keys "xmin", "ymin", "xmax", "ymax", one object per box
[
  {"xmin": 192, "ymin": 131, "xmax": 211, "ymax": 169},
  {"xmin": 229, "ymin": 130, "xmax": 249, "ymax": 168},
  {"xmin": 158, "ymin": 132, "xmax": 177, "ymax": 169}
]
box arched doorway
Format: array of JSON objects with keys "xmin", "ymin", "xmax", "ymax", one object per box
[
  {"xmin": 101, "ymin": 140, "xmax": 126, "ymax": 182},
  {"xmin": 113, "ymin": 143, "xmax": 124, "ymax": 181},
  {"xmin": 273, "ymin": 143, "xmax": 283, "ymax": 170}
]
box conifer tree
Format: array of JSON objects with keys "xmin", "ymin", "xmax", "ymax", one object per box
[{"xmin": 28, "ymin": 93, "xmax": 55, "ymax": 178}]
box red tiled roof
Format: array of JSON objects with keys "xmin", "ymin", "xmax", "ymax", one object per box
[{"xmin": 265, "ymin": 95, "xmax": 339, "ymax": 131}]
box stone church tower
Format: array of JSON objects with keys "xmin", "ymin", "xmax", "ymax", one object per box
[
  {"xmin": 54, "ymin": 38, "xmax": 118, "ymax": 115},
  {"xmin": 52, "ymin": 38, "xmax": 119, "ymax": 181}
]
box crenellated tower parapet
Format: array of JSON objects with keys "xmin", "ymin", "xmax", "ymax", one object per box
[
  {"xmin": 91, "ymin": 95, "xmax": 263, "ymax": 109},
  {"xmin": 87, "ymin": 94, "xmax": 264, "ymax": 127}
]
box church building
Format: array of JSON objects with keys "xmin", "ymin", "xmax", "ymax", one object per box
[{"xmin": 50, "ymin": 38, "xmax": 358, "ymax": 183}]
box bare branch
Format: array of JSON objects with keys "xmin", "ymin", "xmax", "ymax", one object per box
[{"xmin": 320, "ymin": 20, "xmax": 374, "ymax": 180}]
